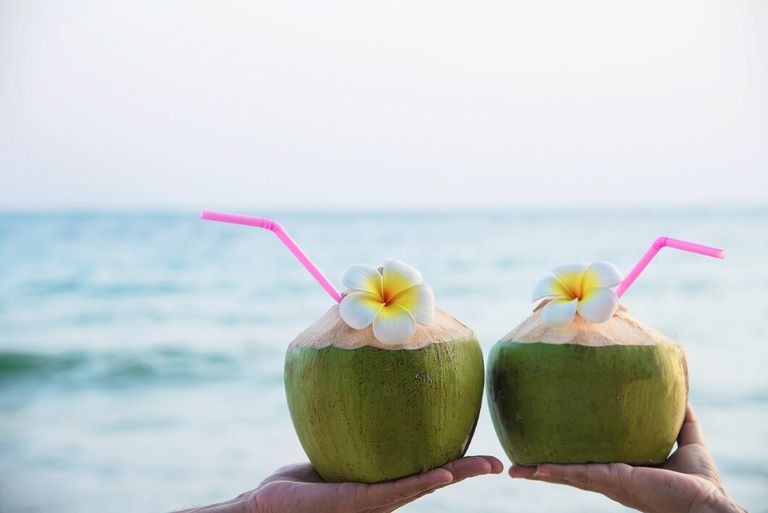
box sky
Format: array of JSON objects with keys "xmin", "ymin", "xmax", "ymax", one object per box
[{"xmin": 1, "ymin": 0, "xmax": 767, "ymax": 210}]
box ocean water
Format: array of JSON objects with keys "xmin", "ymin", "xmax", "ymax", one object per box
[{"xmin": 0, "ymin": 209, "xmax": 766, "ymax": 513}]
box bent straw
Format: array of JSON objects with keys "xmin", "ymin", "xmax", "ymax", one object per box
[
  {"xmin": 200, "ymin": 210, "xmax": 343, "ymax": 303},
  {"xmin": 616, "ymin": 236, "xmax": 725, "ymax": 298}
]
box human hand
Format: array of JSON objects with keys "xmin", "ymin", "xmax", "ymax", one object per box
[
  {"xmin": 178, "ymin": 455, "xmax": 502, "ymax": 513},
  {"xmin": 509, "ymin": 405, "xmax": 747, "ymax": 513}
]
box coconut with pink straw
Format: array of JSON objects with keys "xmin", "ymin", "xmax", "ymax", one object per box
[
  {"xmin": 487, "ymin": 237, "xmax": 725, "ymax": 465},
  {"xmin": 201, "ymin": 211, "xmax": 485, "ymax": 483}
]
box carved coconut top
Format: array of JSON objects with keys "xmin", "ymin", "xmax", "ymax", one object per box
[
  {"xmin": 290, "ymin": 305, "xmax": 475, "ymax": 350},
  {"xmin": 501, "ymin": 304, "xmax": 675, "ymax": 347}
]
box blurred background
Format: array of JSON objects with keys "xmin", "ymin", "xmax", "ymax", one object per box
[{"xmin": 1, "ymin": 1, "xmax": 766, "ymax": 512}]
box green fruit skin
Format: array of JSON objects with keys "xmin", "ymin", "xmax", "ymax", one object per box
[
  {"xmin": 486, "ymin": 341, "xmax": 688, "ymax": 465},
  {"xmin": 285, "ymin": 338, "xmax": 484, "ymax": 483}
]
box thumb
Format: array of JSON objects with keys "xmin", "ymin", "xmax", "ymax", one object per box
[{"xmin": 677, "ymin": 404, "xmax": 707, "ymax": 448}]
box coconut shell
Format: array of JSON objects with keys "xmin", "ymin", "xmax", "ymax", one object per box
[
  {"xmin": 487, "ymin": 307, "xmax": 689, "ymax": 465},
  {"xmin": 289, "ymin": 305, "xmax": 474, "ymax": 350},
  {"xmin": 285, "ymin": 305, "xmax": 484, "ymax": 482},
  {"xmin": 501, "ymin": 305, "xmax": 672, "ymax": 347}
]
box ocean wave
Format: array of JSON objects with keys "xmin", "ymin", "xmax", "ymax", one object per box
[
  {"xmin": 0, "ymin": 348, "xmax": 281, "ymax": 389},
  {"xmin": 20, "ymin": 280, "xmax": 189, "ymax": 297}
]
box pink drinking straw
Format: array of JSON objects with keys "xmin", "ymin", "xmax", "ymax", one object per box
[
  {"xmin": 615, "ymin": 236, "xmax": 725, "ymax": 298},
  {"xmin": 200, "ymin": 210, "xmax": 343, "ymax": 303}
]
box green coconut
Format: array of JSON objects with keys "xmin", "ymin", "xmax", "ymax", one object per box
[
  {"xmin": 284, "ymin": 305, "xmax": 484, "ymax": 483},
  {"xmin": 486, "ymin": 305, "xmax": 688, "ymax": 465}
]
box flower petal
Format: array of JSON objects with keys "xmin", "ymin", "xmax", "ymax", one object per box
[
  {"xmin": 372, "ymin": 305, "xmax": 416, "ymax": 344},
  {"xmin": 382, "ymin": 259, "xmax": 423, "ymax": 301},
  {"xmin": 339, "ymin": 291, "xmax": 383, "ymax": 329},
  {"xmin": 532, "ymin": 276, "xmax": 571, "ymax": 301},
  {"xmin": 551, "ymin": 263, "xmax": 589, "ymax": 298},
  {"xmin": 390, "ymin": 284, "xmax": 435, "ymax": 325},
  {"xmin": 342, "ymin": 265, "xmax": 383, "ymax": 297},
  {"xmin": 540, "ymin": 298, "xmax": 578, "ymax": 327},
  {"xmin": 581, "ymin": 261, "xmax": 623, "ymax": 293},
  {"xmin": 577, "ymin": 287, "xmax": 619, "ymax": 323}
]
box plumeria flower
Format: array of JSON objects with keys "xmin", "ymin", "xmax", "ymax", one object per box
[
  {"xmin": 532, "ymin": 261, "xmax": 624, "ymax": 327},
  {"xmin": 339, "ymin": 259, "xmax": 435, "ymax": 344}
]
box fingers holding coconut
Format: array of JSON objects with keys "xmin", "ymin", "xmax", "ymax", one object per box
[
  {"xmin": 365, "ymin": 467, "xmax": 453, "ymax": 506},
  {"xmin": 377, "ymin": 457, "xmax": 503, "ymax": 512},
  {"xmin": 535, "ymin": 463, "xmax": 625, "ymax": 490},
  {"xmin": 369, "ymin": 455, "xmax": 501, "ymax": 505},
  {"xmin": 508, "ymin": 464, "xmax": 594, "ymax": 488},
  {"xmin": 512, "ymin": 463, "xmax": 625, "ymax": 497},
  {"xmin": 480, "ymin": 455, "xmax": 506, "ymax": 475},
  {"xmin": 677, "ymin": 404, "xmax": 707, "ymax": 448},
  {"xmin": 439, "ymin": 455, "xmax": 504, "ymax": 482},
  {"xmin": 508, "ymin": 465, "xmax": 538, "ymax": 479},
  {"xmin": 508, "ymin": 464, "xmax": 604, "ymax": 497},
  {"xmin": 259, "ymin": 463, "xmax": 323, "ymax": 484}
]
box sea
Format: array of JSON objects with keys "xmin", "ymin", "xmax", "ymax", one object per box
[{"xmin": 0, "ymin": 209, "xmax": 766, "ymax": 513}]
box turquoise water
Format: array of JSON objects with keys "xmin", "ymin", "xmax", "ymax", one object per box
[{"xmin": 1, "ymin": 210, "xmax": 766, "ymax": 513}]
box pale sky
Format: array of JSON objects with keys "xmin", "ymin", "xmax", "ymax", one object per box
[{"xmin": 1, "ymin": 0, "xmax": 766, "ymax": 210}]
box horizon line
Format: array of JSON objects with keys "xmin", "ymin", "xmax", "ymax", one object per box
[{"xmin": 0, "ymin": 202, "xmax": 766, "ymax": 216}]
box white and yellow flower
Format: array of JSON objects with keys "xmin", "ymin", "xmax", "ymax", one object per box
[
  {"xmin": 532, "ymin": 261, "xmax": 623, "ymax": 327},
  {"xmin": 339, "ymin": 259, "xmax": 435, "ymax": 344}
]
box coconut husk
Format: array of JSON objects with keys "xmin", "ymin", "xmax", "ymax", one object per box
[
  {"xmin": 501, "ymin": 303, "xmax": 674, "ymax": 347},
  {"xmin": 289, "ymin": 305, "xmax": 475, "ymax": 350}
]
